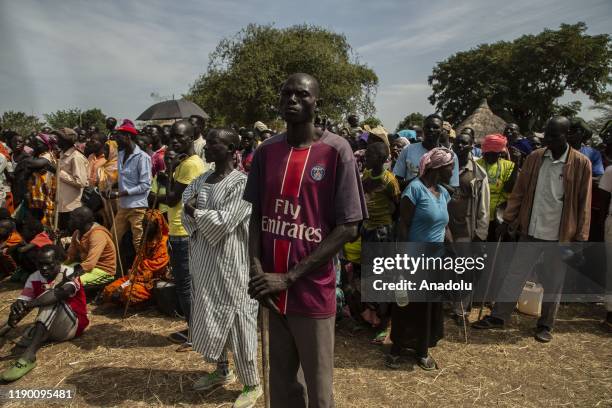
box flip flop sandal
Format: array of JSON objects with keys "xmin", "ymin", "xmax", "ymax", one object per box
[
  {"xmin": 384, "ymin": 354, "xmax": 401, "ymax": 370},
  {"xmin": 371, "ymin": 330, "xmax": 388, "ymax": 345}
]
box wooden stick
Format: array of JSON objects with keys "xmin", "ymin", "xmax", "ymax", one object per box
[
  {"xmin": 261, "ymin": 308, "xmax": 270, "ymax": 408},
  {"xmin": 477, "ymin": 236, "xmax": 502, "ymax": 321},
  {"xmin": 106, "ymin": 197, "xmax": 124, "ymax": 277},
  {"xmin": 53, "ymin": 155, "xmax": 62, "ymax": 240}
]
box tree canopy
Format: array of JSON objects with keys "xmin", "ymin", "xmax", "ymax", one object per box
[
  {"xmin": 428, "ymin": 23, "xmax": 612, "ymax": 131},
  {"xmin": 361, "ymin": 117, "xmax": 382, "ymax": 128},
  {"xmin": 396, "ymin": 112, "xmax": 424, "ymax": 132},
  {"xmin": 188, "ymin": 24, "xmax": 378, "ymax": 126},
  {"xmin": 44, "ymin": 108, "xmax": 107, "ymax": 131},
  {"xmin": 0, "ymin": 111, "xmax": 44, "ymax": 136}
]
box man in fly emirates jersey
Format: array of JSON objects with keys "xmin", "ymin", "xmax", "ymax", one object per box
[{"xmin": 245, "ymin": 73, "xmax": 367, "ymax": 408}]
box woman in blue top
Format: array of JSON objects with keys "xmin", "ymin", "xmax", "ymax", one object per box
[{"xmin": 386, "ymin": 147, "xmax": 454, "ymax": 371}]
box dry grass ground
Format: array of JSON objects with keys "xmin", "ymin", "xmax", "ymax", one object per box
[{"xmin": 0, "ymin": 282, "xmax": 610, "ymax": 407}]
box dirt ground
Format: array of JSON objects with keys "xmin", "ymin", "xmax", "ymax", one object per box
[{"xmin": 0, "ymin": 282, "xmax": 610, "ymax": 407}]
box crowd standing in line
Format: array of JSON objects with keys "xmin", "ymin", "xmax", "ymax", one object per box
[{"xmin": 0, "ymin": 73, "xmax": 610, "ymax": 408}]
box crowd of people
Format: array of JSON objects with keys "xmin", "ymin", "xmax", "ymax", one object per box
[{"xmin": 0, "ymin": 72, "xmax": 610, "ymax": 408}]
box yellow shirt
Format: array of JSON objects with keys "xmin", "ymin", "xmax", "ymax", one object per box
[
  {"xmin": 168, "ymin": 155, "xmax": 206, "ymax": 236},
  {"xmin": 476, "ymin": 158, "xmax": 515, "ymax": 221},
  {"xmin": 151, "ymin": 177, "xmax": 169, "ymax": 214}
]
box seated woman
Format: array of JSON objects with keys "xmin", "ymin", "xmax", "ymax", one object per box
[{"xmin": 102, "ymin": 209, "xmax": 169, "ymax": 306}]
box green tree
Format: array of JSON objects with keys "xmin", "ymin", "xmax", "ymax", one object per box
[
  {"xmin": 428, "ymin": 23, "xmax": 612, "ymax": 131},
  {"xmin": 0, "ymin": 111, "xmax": 44, "ymax": 136},
  {"xmin": 396, "ymin": 112, "xmax": 425, "ymax": 132},
  {"xmin": 589, "ymin": 92, "xmax": 612, "ymax": 132},
  {"xmin": 44, "ymin": 108, "xmax": 107, "ymax": 131},
  {"xmin": 361, "ymin": 116, "xmax": 382, "ymax": 128},
  {"xmin": 188, "ymin": 24, "xmax": 378, "ymax": 126}
]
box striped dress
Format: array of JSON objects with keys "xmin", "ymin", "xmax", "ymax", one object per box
[{"xmin": 181, "ymin": 169, "xmax": 259, "ymax": 385}]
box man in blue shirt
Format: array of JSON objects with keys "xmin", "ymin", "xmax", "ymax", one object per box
[
  {"xmin": 103, "ymin": 120, "xmax": 151, "ymax": 273},
  {"xmin": 393, "ymin": 114, "xmax": 460, "ymax": 190}
]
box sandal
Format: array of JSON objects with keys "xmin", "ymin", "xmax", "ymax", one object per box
[
  {"xmin": 472, "ymin": 316, "xmax": 504, "ymax": 330},
  {"xmin": 384, "ymin": 354, "xmax": 401, "ymax": 370},
  {"xmin": 371, "ymin": 330, "xmax": 388, "ymax": 345},
  {"xmin": 417, "ymin": 355, "xmax": 438, "ymax": 371}
]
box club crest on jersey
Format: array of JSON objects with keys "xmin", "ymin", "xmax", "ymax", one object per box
[{"xmin": 310, "ymin": 165, "xmax": 325, "ymax": 181}]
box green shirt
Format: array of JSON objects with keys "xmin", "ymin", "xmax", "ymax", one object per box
[
  {"xmin": 362, "ymin": 169, "xmax": 400, "ymax": 228},
  {"xmin": 476, "ymin": 158, "xmax": 515, "ymax": 221}
]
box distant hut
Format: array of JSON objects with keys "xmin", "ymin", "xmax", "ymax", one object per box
[{"xmin": 457, "ymin": 99, "xmax": 506, "ymax": 144}]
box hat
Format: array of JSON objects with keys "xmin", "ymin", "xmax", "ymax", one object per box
[
  {"xmin": 116, "ymin": 119, "xmax": 138, "ymax": 135},
  {"xmin": 398, "ymin": 129, "xmax": 417, "ymax": 141},
  {"xmin": 482, "ymin": 134, "xmax": 507, "ymax": 153},
  {"xmin": 364, "ymin": 125, "xmax": 390, "ymax": 147},
  {"xmin": 254, "ymin": 121, "xmax": 268, "ymax": 132},
  {"xmin": 53, "ymin": 127, "xmax": 77, "ymax": 143}
]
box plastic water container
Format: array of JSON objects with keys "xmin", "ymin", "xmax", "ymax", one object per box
[{"xmin": 517, "ymin": 281, "xmax": 543, "ymax": 317}]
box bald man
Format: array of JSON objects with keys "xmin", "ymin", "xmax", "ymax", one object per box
[
  {"xmin": 474, "ymin": 116, "xmax": 592, "ymax": 343},
  {"xmin": 246, "ymin": 74, "xmax": 367, "ymax": 407},
  {"xmin": 65, "ymin": 206, "xmax": 117, "ymax": 287},
  {"xmin": 150, "ymin": 120, "xmax": 205, "ymax": 347}
]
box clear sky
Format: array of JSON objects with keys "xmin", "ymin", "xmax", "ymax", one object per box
[{"xmin": 0, "ymin": 0, "xmax": 610, "ymax": 130}]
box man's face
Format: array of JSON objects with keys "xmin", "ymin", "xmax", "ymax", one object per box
[
  {"xmin": 84, "ymin": 138, "xmax": 103, "ymax": 157},
  {"xmin": 149, "ymin": 128, "xmax": 161, "ymax": 147},
  {"xmin": 204, "ymin": 132, "xmax": 230, "ymax": 163},
  {"xmin": 189, "ymin": 117, "xmax": 204, "ymax": 139},
  {"xmin": 10, "ymin": 135, "xmax": 25, "ymax": 153},
  {"xmin": 567, "ymin": 127, "xmax": 583, "ymax": 148},
  {"xmin": 170, "ymin": 132, "xmax": 192, "ymax": 155},
  {"xmin": 135, "ymin": 135, "xmax": 152, "ymax": 152},
  {"xmin": 483, "ymin": 151, "xmax": 501, "ymax": 164},
  {"xmin": 279, "ymin": 76, "xmax": 317, "ymax": 124},
  {"xmin": 503, "ymin": 124, "xmax": 520, "ymax": 143},
  {"xmin": 453, "ymin": 133, "xmax": 473, "ymax": 158},
  {"xmin": 241, "ymin": 132, "xmax": 255, "ymax": 150},
  {"xmin": 543, "ymin": 120, "xmax": 568, "ymax": 152},
  {"xmin": 37, "ymin": 250, "xmax": 61, "ymax": 280},
  {"xmin": 115, "ymin": 132, "xmax": 131, "ymax": 151},
  {"xmin": 423, "ymin": 118, "xmax": 442, "ymax": 146},
  {"xmin": 105, "ymin": 118, "xmax": 117, "ymax": 131}
]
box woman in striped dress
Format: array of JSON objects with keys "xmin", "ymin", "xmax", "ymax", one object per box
[{"xmin": 181, "ymin": 128, "xmax": 262, "ymax": 408}]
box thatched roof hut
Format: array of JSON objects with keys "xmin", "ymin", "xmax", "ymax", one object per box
[{"xmin": 457, "ymin": 99, "xmax": 506, "ymax": 144}]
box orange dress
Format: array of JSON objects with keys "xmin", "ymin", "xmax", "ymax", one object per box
[{"xmin": 102, "ymin": 210, "xmax": 169, "ymax": 304}]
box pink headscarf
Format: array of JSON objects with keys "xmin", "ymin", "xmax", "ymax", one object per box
[
  {"xmin": 36, "ymin": 133, "xmax": 57, "ymax": 151},
  {"xmin": 418, "ymin": 147, "xmax": 454, "ymax": 176},
  {"xmin": 482, "ymin": 134, "xmax": 507, "ymax": 153}
]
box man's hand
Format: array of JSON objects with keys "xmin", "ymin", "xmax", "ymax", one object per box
[
  {"xmin": 183, "ymin": 195, "xmax": 196, "ymax": 218},
  {"xmin": 249, "ymin": 273, "xmax": 291, "ymax": 297},
  {"xmin": 9, "ymin": 300, "xmax": 31, "ymax": 326},
  {"xmin": 102, "ymin": 190, "xmax": 116, "ymax": 199},
  {"xmin": 156, "ymin": 171, "xmax": 169, "ymax": 185}
]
